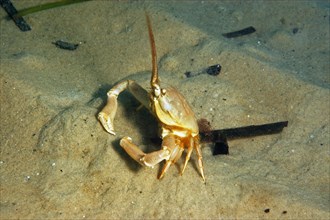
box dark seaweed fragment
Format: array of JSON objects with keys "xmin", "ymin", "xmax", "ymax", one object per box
[
  {"xmin": 222, "ymin": 26, "xmax": 256, "ymax": 38},
  {"xmin": 184, "ymin": 71, "xmax": 193, "ymax": 78},
  {"xmin": 53, "ymin": 40, "xmax": 79, "ymax": 50},
  {"xmin": 292, "ymin": 27, "xmax": 299, "ymax": 34},
  {"xmin": 185, "ymin": 64, "xmax": 222, "ymax": 78},
  {"xmin": 206, "ymin": 64, "xmax": 221, "ymax": 76}
]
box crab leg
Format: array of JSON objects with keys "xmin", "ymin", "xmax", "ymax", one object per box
[
  {"xmin": 120, "ymin": 136, "xmax": 171, "ymax": 168},
  {"xmin": 120, "ymin": 134, "xmax": 186, "ymax": 179},
  {"xmin": 98, "ymin": 80, "xmax": 150, "ymax": 135},
  {"xmin": 194, "ymin": 139, "xmax": 206, "ymax": 182},
  {"xmin": 180, "ymin": 139, "xmax": 193, "ymax": 176},
  {"xmin": 158, "ymin": 134, "xmax": 184, "ymax": 179}
]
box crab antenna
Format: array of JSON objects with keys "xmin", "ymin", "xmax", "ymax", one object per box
[{"xmin": 145, "ymin": 12, "xmax": 159, "ymax": 88}]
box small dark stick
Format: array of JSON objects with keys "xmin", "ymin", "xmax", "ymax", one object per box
[
  {"xmin": 200, "ymin": 121, "xmax": 288, "ymax": 155},
  {"xmin": 0, "ymin": 0, "xmax": 31, "ymax": 31},
  {"xmin": 219, "ymin": 121, "xmax": 288, "ymax": 139}
]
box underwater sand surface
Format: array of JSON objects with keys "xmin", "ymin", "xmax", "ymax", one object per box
[{"xmin": 0, "ymin": 1, "xmax": 329, "ymax": 219}]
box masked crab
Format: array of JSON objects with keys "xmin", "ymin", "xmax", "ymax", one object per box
[{"xmin": 98, "ymin": 13, "xmax": 205, "ymax": 182}]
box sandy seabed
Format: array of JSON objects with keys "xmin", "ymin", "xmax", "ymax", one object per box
[{"xmin": 0, "ymin": 1, "xmax": 329, "ymax": 219}]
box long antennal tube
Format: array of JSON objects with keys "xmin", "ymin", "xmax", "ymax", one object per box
[{"xmin": 145, "ymin": 12, "xmax": 159, "ymax": 88}]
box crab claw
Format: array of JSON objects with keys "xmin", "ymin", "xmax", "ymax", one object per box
[
  {"xmin": 98, "ymin": 90, "xmax": 119, "ymax": 135},
  {"xmin": 98, "ymin": 112, "xmax": 116, "ymax": 135}
]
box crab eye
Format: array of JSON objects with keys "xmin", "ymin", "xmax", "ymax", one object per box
[
  {"xmin": 161, "ymin": 89, "xmax": 166, "ymax": 95},
  {"xmin": 153, "ymin": 85, "xmax": 161, "ymax": 97}
]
